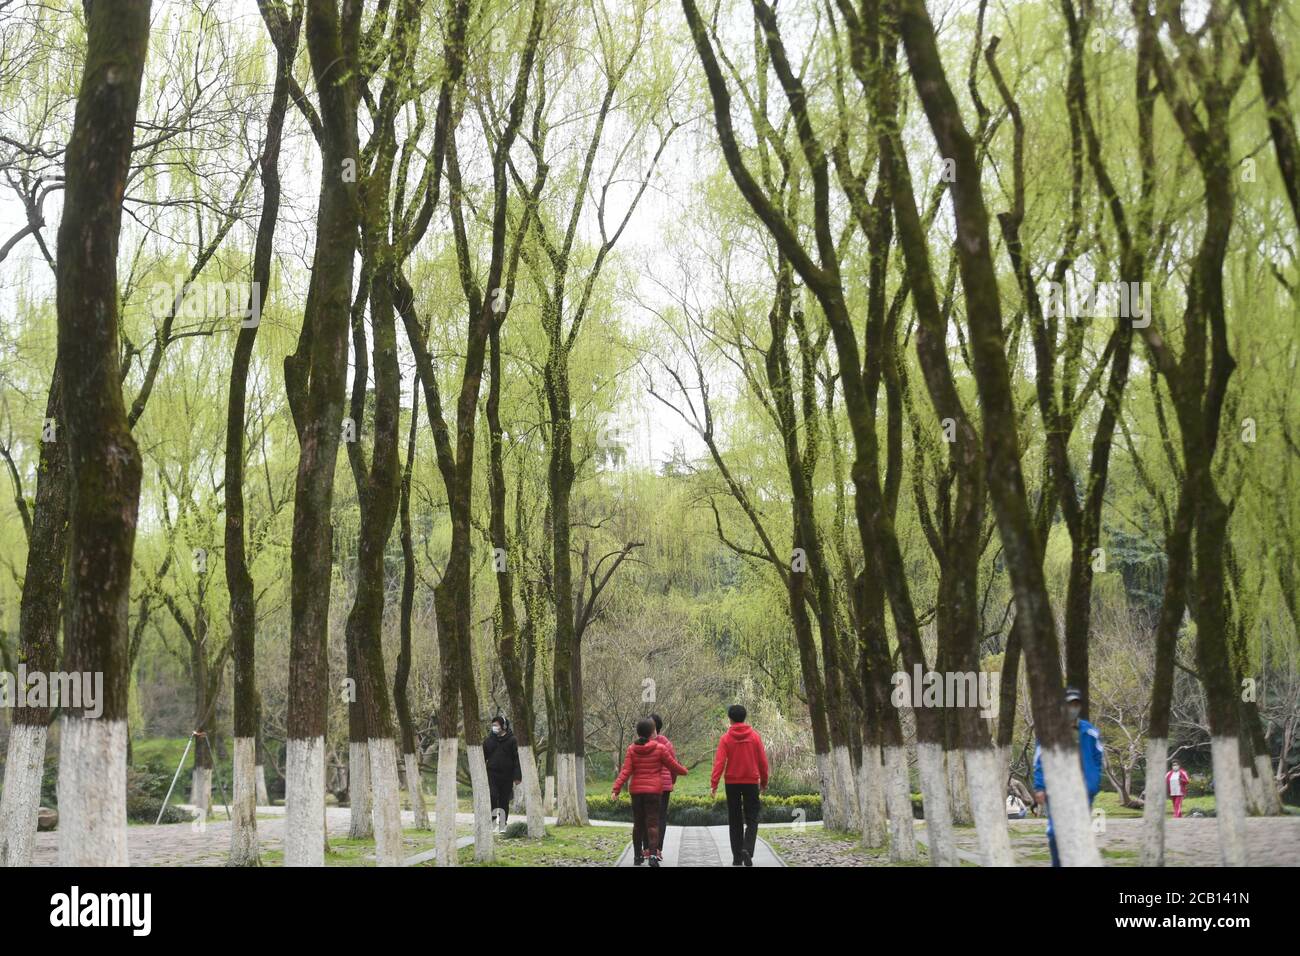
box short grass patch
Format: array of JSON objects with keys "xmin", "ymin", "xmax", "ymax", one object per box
[{"xmin": 450, "ymin": 825, "xmax": 626, "ymax": 867}]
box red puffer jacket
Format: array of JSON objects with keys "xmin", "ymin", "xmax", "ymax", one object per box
[
  {"xmin": 612, "ymin": 740, "xmax": 689, "ymax": 796},
  {"xmin": 653, "ymin": 734, "xmax": 681, "ymax": 791}
]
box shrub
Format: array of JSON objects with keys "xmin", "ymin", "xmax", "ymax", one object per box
[
  {"xmin": 503, "ymin": 821, "xmax": 529, "ymax": 840},
  {"xmin": 126, "ymin": 759, "xmax": 190, "ymax": 824}
]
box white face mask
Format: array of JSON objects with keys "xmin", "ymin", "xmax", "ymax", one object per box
[{"xmin": 492, "ymin": 726, "xmax": 501, "ymax": 735}]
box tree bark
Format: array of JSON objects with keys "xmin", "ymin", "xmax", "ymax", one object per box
[{"xmin": 53, "ymin": 0, "xmax": 151, "ymax": 867}]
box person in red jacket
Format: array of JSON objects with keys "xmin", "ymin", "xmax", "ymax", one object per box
[
  {"xmin": 649, "ymin": 713, "xmax": 680, "ymax": 854},
  {"xmin": 1166, "ymin": 760, "xmax": 1191, "ymax": 818},
  {"xmin": 710, "ymin": 704, "xmax": 770, "ymax": 866},
  {"xmin": 612, "ymin": 718, "xmax": 689, "ymax": 866}
]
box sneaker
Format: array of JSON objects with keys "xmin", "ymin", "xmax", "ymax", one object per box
[
  {"xmin": 742, "ymin": 849, "xmax": 753, "ymax": 867},
  {"xmin": 732, "ymin": 856, "xmax": 743, "ymax": 866},
  {"xmin": 633, "ymin": 854, "xmax": 644, "ymax": 866},
  {"xmin": 648, "ymin": 855, "xmax": 660, "ymax": 868}
]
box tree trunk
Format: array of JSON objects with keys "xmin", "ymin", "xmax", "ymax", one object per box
[
  {"xmin": 283, "ymin": 0, "xmax": 361, "ymax": 867},
  {"xmin": 53, "ymin": 0, "xmax": 151, "ymax": 867},
  {"xmin": 0, "ymin": 364, "xmax": 68, "ymax": 867}
]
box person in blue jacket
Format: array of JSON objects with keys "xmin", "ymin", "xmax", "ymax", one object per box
[{"xmin": 1032, "ymin": 686, "xmax": 1104, "ymax": 867}]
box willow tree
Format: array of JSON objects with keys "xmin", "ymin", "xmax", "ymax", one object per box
[
  {"xmin": 282, "ymin": 0, "xmax": 363, "ymax": 868},
  {"xmin": 402, "ymin": 0, "xmax": 545, "ymax": 862},
  {"xmin": 52, "ymin": 0, "xmax": 151, "ymax": 866},
  {"xmin": 226, "ymin": 0, "xmax": 305, "ymax": 867},
  {"xmin": 684, "ymin": 0, "xmax": 954, "ymax": 862},
  {"xmin": 893, "ymin": 0, "xmax": 1100, "ymax": 864},
  {"xmin": 336, "ymin": 0, "xmax": 434, "ymax": 866},
  {"xmin": 516, "ymin": 0, "xmax": 678, "ymax": 826},
  {"xmin": 1134, "ymin": 0, "xmax": 1254, "ymax": 866}
]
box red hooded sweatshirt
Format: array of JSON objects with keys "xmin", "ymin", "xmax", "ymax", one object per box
[
  {"xmin": 613, "ymin": 739, "xmax": 689, "ymax": 796},
  {"xmin": 710, "ymin": 723, "xmax": 769, "ymax": 790}
]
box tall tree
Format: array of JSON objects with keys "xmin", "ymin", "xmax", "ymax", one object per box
[
  {"xmin": 282, "ymin": 0, "xmax": 363, "ymax": 868},
  {"xmin": 53, "ymin": 0, "xmax": 152, "ymax": 866},
  {"xmin": 225, "ymin": 0, "xmax": 305, "ymax": 867},
  {"xmin": 893, "ymin": 0, "xmax": 1101, "ymax": 864}
]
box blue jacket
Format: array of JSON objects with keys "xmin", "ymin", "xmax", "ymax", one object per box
[{"xmin": 1032, "ymin": 718, "xmax": 1104, "ymax": 797}]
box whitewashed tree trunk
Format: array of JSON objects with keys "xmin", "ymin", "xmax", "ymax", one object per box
[
  {"xmin": 815, "ymin": 752, "xmax": 837, "ymax": 829},
  {"xmin": 1210, "ymin": 736, "xmax": 1248, "ymax": 865},
  {"xmin": 1039, "ymin": 745, "xmax": 1102, "ymax": 866},
  {"xmin": 964, "ymin": 747, "xmax": 1014, "ymax": 866},
  {"xmin": 555, "ymin": 753, "xmax": 581, "ymax": 825},
  {"xmin": 883, "ymin": 744, "xmax": 917, "ymax": 861},
  {"xmin": 831, "ymin": 744, "xmax": 858, "ymax": 832},
  {"xmin": 466, "ymin": 743, "xmax": 495, "ymax": 861},
  {"xmin": 1255, "ymin": 754, "xmax": 1282, "ymax": 815},
  {"xmin": 284, "ymin": 736, "xmax": 325, "ymax": 867},
  {"xmin": 255, "ymin": 763, "xmax": 269, "ymax": 806},
  {"xmin": 369, "ymin": 738, "xmax": 403, "ymax": 866},
  {"xmin": 348, "ymin": 740, "xmax": 372, "ymax": 839},
  {"xmin": 57, "ymin": 717, "xmax": 129, "ymax": 866},
  {"xmin": 1140, "ymin": 737, "xmax": 1168, "ymax": 867},
  {"xmin": 403, "ymin": 752, "xmax": 428, "ymax": 829},
  {"xmin": 948, "ymin": 748, "xmax": 973, "ymax": 826},
  {"xmin": 858, "ymin": 743, "xmax": 887, "ymax": 848},
  {"xmin": 190, "ymin": 767, "xmax": 212, "ymax": 819},
  {"xmin": 916, "ymin": 741, "xmax": 957, "ymax": 866},
  {"xmin": 435, "ymin": 737, "xmax": 458, "ymax": 866},
  {"xmin": 0, "ymin": 723, "xmax": 47, "ymax": 867},
  {"xmin": 229, "ymin": 736, "xmax": 259, "ymax": 866},
  {"xmin": 575, "ymin": 755, "xmax": 589, "ymax": 825},
  {"xmin": 518, "ymin": 744, "xmax": 545, "ymax": 838},
  {"xmin": 544, "ymin": 773, "xmax": 556, "ymax": 815}
]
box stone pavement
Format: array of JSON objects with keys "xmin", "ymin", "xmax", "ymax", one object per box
[{"xmin": 615, "ymin": 825, "xmax": 784, "ymax": 867}]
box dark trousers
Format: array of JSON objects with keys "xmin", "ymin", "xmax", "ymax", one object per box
[
  {"xmin": 725, "ymin": 783, "xmax": 760, "ymax": 861},
  {"xmin": 631, "ymin": 793, "xmax": 661, "ymax": 858},
  {"xmin": 489, "ymin": 774, "xmax": 514, "ymax": 826},
  {"xmin": 659, "ymin": 791, "xmax": 671, "ymax": 851}
]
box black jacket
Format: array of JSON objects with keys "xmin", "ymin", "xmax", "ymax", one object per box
[{"xmin": 483, "ymin": 730, "xmax": 522, "ymax": 780}]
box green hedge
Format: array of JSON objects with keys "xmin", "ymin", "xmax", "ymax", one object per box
[{"xmin": 587, "ymin": 793, "xmax": 821, "ymax": 826}]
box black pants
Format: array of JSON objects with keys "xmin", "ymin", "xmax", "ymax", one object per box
[
  {"xmin": 659, "ymin": 792, "xmax": 671, "ymax": 850},
  {"xmin": 631, "ymin": 793, "xmax": 661, "ymax": 858},
  {"xmin": 725, "ymin": 783, "xmax": 760, "ymax": 861},
  {"xmin": 488, "ymin": 774, "xmax": 514, "ymax": 826}
]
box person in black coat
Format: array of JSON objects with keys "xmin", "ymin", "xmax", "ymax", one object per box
[{"xmin": 483, "ymin": 716, "xmax": 523, "ymax": 826}]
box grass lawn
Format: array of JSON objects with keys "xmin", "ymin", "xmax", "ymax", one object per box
[
  {"xmin": 260, "ymin": 827, "xmax": 461, "ymax": 867},
  {"xmin": 450, "ymin": 825, "xmax": 626, "ymax": 867},
  {"xmin": 1092, "ymin": 791, "xmax": 1217, "ymax": 818}
]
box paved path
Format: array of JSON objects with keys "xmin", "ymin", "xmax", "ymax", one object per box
[{"xmin": 615, "ymin": 825, "xmax": 784, "ymax": 867}]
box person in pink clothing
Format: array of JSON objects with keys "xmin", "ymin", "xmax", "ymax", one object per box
[{"xmin": 1166, "ymin": 760, "xmax": 1190, "ymax": 817}]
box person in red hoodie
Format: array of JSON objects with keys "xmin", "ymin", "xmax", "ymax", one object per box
[
  {"xmin": 710, "ymin": 704, "xmax": 769, "ymax": 866},
  {"xmin": 649, "ymin": 713, "xmax": 680, "ymax": 854},
  {"xmin": 612, "ymin": 717, "xmax": 689, "ymax": 866}
]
